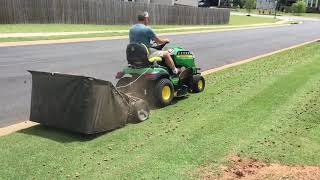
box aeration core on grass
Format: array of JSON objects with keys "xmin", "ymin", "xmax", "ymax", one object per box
[{"xmin": 0, "ymin": 43, "xmax": 319, "ymax": 179}]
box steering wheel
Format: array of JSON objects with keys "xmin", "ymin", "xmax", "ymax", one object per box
[{"xmin": 151, "ymin": 42, "xmax": 169, "ymax": 50}]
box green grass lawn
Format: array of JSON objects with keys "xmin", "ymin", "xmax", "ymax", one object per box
[
  {"xmin": 229, "ymin": 14, "xmax": 277, "ymax": 25},
  {"xmin": 281, "ymin": 12, "xmax": 320, "ymax": 18},
  {"xmin": 0, "ymin": 15, "xmax": 279, "ymax": 42},
  {"xmin": 0, "ymin": 15, "xmax": 278, "ymax": 33},
  {"xmin": 233, "ymin": 8, "xmax": 320, "ymax": 18},
  {"xmin": 1, "ymin": 42, "xmax": 320, "ymax": 179},
  {"xmin": 0, "ymin": 24, "xmax": 184, "ymax": 33}
]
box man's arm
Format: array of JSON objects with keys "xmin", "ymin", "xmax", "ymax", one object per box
[
  {"xmin": 154, "ymin": 36, "xmax": 170, "ymax": 45},
  {"xmin": 148, "ymin": 28, "xmax": 170, "ymax": 45}
]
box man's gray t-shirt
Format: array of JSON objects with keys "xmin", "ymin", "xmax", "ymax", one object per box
[{"xmin": 129, "ymin": 24, "xmax": 156, "ymax": 47}]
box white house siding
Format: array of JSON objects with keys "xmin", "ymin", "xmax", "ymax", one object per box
[
  {"xmin": 135, "ymin": 0, "xmax": 151, "ymax": 3},
  {"xmin": 119, "ymin": 0, "xmax": 169, "ymax": 4},
  {"xmin": 119, "ymin": 0, "xmax": 198, "ymax": 6},
  {"xmin": 175, "ymin": 0, "xmax": 198, "ymax": 7},
  {"xmin": 305, "ymin": 0, "xmax": 320, "ymax": 7},
  {"xmin": 256, "ymin": 0, "xmax": 276, "ymax": 10},
  {"xmin": 150, "ymin": 0, "xmax": 198, "ymax": 6},
  {"xmin": 150, "ymin": 0, "xmax": 174, "ymax": 5}
]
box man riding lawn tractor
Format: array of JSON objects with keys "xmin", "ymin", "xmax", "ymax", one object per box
[
  {"xmin": 116, "ymin": 11, "xmax": 205, "ymax": 107},
  {"xmin": 129, "ymin": 11, "xmax": 179, "ymax": 74}
]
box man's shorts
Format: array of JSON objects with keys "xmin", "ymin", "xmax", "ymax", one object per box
[{"xmin": 149, "ymin": 49, "xmax": 165, "ymax": 58}]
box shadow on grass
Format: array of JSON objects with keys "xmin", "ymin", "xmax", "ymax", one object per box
[
  {"xmin": 16, "ymin": 96, "xmax": 189, "ymax": 143},
  {"xmin": 148, "ymin": 95, "xmax": 189, "ymax": 110},
  {"xmin": 172, "ymin": 96, "xmax": 189, "ymax": 104},
  {"xmin": 17, "ymin": 125, "xmax": 112, "ymax": 143}
]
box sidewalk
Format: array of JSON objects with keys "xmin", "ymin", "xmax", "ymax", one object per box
[{"xmin": 0, "ymin": 21, "xmax": 289, "ymax": 39}]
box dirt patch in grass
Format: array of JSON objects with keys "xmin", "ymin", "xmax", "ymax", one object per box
[{"xmin": 201, "ymin": 155, "xmax": 320, "ymax": 180}]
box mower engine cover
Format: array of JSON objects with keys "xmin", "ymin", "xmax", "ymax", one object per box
[{"xmin": 29, "ymin": 71, "xmax": 149, "ymax": 134}]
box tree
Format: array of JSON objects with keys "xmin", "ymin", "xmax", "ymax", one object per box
[
  {"xmin": 291, "ymin": 0, "xmax": 306, "ymax": 15},
  {"xmin": 244, "ymin": 0, "xmax": 256, "ymax": 15},
  {"xmin": 233, "ymin": 0, "xmax": 245, "ymax": 8}
]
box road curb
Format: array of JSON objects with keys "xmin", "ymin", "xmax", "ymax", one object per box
[
  {"xmin": 0, "ymin": 21, "xmax": 289, "ymax": 47},
  {"xmin": 0, "ymin": 121, "xmax": 39, "ymax": 137},
  {"xmin": 202, "ymin": 38, "xmax": 320, "ymax": 75},
  {"xmin": 0, "ymin": 21, "xmax": 288, "ymax": 39}
]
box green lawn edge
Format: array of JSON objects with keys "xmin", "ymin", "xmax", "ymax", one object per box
[
  {"xmin": 0, "ymin": 24, "xmax": 278, "ymax": 43},
  {"xmin": 232, "ymin": 8, "xmax": 320, "ymax": 18},
  {"xmin": 0, "ymin": 15, "xmax": 279, "ymax": 43}
]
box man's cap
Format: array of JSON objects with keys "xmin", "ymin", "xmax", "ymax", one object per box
[
  {"xmin": 143, "ymin": 11, "xmax": 149, "ymax": 18},
  {"xmin": 138, "ymin": 11, "xmax": 149, "ymax": 20}
]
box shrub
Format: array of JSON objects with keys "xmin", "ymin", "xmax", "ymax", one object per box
[
  {"xmin": 291, "ymin": 1, "xmax": 306, "ymax": 14},
  {"xmin": 233, "ymin": 0, "xmax": 246, "ymax": 8},
  {"xmin": 244, "ymin": 0, "xmax": 256, "ymax": 15}
]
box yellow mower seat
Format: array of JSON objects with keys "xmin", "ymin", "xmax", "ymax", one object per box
[
  {"xmin": 141, "ymin": 44, "xmax": 162, "ymax": 63},
  {"xmin": 148, "ymin": 56, "xmax": 162, "ymax": 62}
]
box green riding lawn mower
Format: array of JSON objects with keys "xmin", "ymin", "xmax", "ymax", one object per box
[{"xmin": 115, "ymin": 42, "xmax": 205, "ymax": 107}]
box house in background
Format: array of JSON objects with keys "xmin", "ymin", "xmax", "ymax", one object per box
[
  {"xmin": 198, "ymin": 0, "xmax": 231, "ymax": 8},
  {"xmin": 174, "ymin": 0, "xmax": 199, "ymax": 7},
  {"xmin": 305, "ymin": 0, "xmax": 320, "ymax": 12},
  {"xmin": 256, "ymin": 0, "xmax": 276, "ymax": 13},
  {"xmin": 121, "ymin": 0, "xmax": 198, "ymax": 7},
  {"xmin": 256, "ymin": 0, "xmax": 320, "ymax": 12}
]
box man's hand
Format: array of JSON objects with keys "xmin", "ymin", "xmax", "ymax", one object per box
[
  {"xmin": 154, "ymin": 36, "xmax": 170, "ymax": 45},
  {"xmin": 163, "ymin": 38, "xmax": 170, "ymax": 43}
]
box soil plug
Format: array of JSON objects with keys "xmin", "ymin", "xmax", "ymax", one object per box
[{"xmin": 75, "ymin": 172, "xmax": 80, "ymax": 178}]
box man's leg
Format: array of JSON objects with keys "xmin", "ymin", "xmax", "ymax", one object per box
[
  {"xmin": 149, "ymin": 50, "xmax": 179, "ymax": 74},
  {"xmin": 163, "ymin": 51, "xmax": 179, "ymax": 74}
]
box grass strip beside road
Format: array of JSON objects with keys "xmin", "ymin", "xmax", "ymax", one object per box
[
  {"xmin": 233, "ymin": 8, "xmax": 320, "ymax": 18},
  {"xmin": 0, "ymin": 42, "xmax": 320, "ymax": 179},
  {"xmin": 0, "ymin": 24, "xmax": 283, "ymax": 43},
  {"xmin": 0, "ymin": 15, "xmax": 279, "ymax": 43},
  {"xmin": 0, "ymin": 24, "xmax": 181, "ymax": 33},
  {"xmin": 0, "ymin": 15, "xmax": 278, "ymax": 33}
]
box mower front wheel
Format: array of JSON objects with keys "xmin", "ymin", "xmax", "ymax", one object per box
[
  {"xmin": 154, "ymin": 78, "xmax": 174, "ymax": 107},
  {"xmin": 191, "ymin": 75, "xmax": 205, "ymax": 93}
]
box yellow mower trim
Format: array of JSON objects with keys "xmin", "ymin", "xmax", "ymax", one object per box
[
  {"xmin": 198, "ymin": 80, "xmax": 203, "ymax": 90},
  {"xmin": 162, "ymin": 86, "xmax": 171, "ymax": 101},
  {"xmin": 176, "ymin": 55, "xmax": 193, "ymax": 59},
  {"xmin": 149, "ymin": 56, "xmax": 162, "ymax": 62}
]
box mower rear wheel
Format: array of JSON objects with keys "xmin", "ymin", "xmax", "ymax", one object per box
[
  {"xmin": 191, "ymin": 75, "xmax": 205, "ymax": 93},
  {"xmin": 154, "ymin": 78, "xmax": 174, "ymax": 107},
  {"xmin": 116, "ymin": 77, "xmax": 133, "ymax": 93}
]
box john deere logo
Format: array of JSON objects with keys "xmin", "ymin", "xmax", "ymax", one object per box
[{"xmin": 131, "ymin": 47, "xmax": 135, "ymax": 51}]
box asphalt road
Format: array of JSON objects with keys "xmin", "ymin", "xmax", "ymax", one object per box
[{"xmin": 0, "ymin": 20, "xmax": 319, "ymax": 127}]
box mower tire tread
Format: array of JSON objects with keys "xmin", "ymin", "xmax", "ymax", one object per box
[
  {"xmin": 154, "ymin": 78, "xmax": 174, "ymax": 107},
  {"xmin": 191, "ymin": 75, "xmax": 205, "ymax": 93}
]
